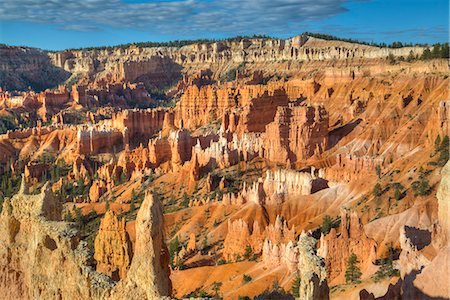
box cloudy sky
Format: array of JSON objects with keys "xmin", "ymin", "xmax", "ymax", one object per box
[{"xmin": 0, "ymin": 0, "xmax": 447, "ymax": 50}]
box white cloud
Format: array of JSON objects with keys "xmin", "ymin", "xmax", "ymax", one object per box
[{"xmin": 0, "ymin": 0, "xmax": 354, "ymax": 35}]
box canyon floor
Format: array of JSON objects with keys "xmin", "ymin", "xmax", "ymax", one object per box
[{"xmin": 0, "ymin": 34, "xmax": 449, "ymax": 300}]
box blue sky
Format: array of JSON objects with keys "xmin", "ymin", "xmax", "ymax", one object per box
[{"xmin": 0, "ymin": 0, "xmax": 448, "ymax": 50}]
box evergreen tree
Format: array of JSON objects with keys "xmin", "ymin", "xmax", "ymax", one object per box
[
  {"xmin": 74, "ymin": 207, "xmax": 84, "ymax": 226},
  {"xmin": 373, "ymin": 183, "xmax": 382, "ymax": 197},
  {"xmin": 406, "ymin": 50, "xmax": 415, "ymax": 62},
  {"xmin": 435, "ymin": 134, "xmax": 442, "ymax": 153},
  {"xmin": 243, "ymin": 245, "xmax": 252, "ymax": 260},
  {"xmin": 212, "ymin": 281, "xmax": 222, "ymax": 299},
  {"xmin": 439, "ymin": 135, "xmax": 449, "ymax": 165},
  {"xmin": 129, "ymin": 196, "xmax": 135, "ymax": 213},
  {"xmin": 291, "ymin": 273, "xmax": 301, "ymax": 298},
  {"xmin": 394, "ymin": 186, "xmax": 402, "ymax": 201},
  {"xmin": 168, "ymin": 236, "xmax": 180, "ymax": 267},
  {"xmin": 321, "ymin": 215, "xmax": 333, "ymax": 234},
  {"xmin": 421, "ymin": 48, "xmax": 432, "ymax": 60},
  {"xmin": 441, "ymin": 43, "xmax": 449, "ymax": 58},
  {"xmin": 345, "ymin": 253, "xmax": 362, "ymax": 284},
  {"xmin": 374, "ymin": 245, "xmax": 399, "ymax": 281},
  {"xmin": 432, "ymin": 44, "xmax": 442, "ymax": 58},
  {"xmin": 375, "ymin": 165, "xmax": 381, "ymax": 178}
]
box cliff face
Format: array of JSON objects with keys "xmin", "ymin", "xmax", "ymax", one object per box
[
  {"xmin": 49, "ymin": 36, "xmax": 425, "ymax": 85},
  {"xmin": 0, "ymin": 46, "xmax": 70, "ymax": 91},
  {"xmin": 264, "ymin": 104, "xmax": 329, "ymax": 165},
  {"xmin": 1, "ymin": 35, "xmax": 427, "ymax": 91}
]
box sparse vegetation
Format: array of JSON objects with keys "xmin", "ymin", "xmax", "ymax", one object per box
[
  {"xmin": 212, "ymin": 281, "xmax": 223, "ymax": 298},
  {"xmin": 168, "ymin": 236, "xmax": 181, "ymax": 268},
  {"xmin": 411, "ymin": 168, "xmax": 431, "ymax": 197},
  {"xmin": 291, "ymin": 273, "xmax": 301, "ymax": 297},
  {"xmin": 321, "ymin": 215, "xmax": 334, "ymax": 235},
  {"xmin": 0, "ymin": 115, "xmax": 17, "ymax": 134},
  {"xmin": 373, "ymin": 183, "xmax": 383, "ymax": 197},
  {"xmin": 374, "ymin": 246, "xmax": 400, "ymax": 282},
  {"xmin": 243, "ymin": 274, "xmax": 252, "ymax": 284}
]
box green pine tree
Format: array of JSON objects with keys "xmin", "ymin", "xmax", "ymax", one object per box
[
  {"xmin": 291, "ymin": 273, "xmax": 301, "ymax": 298},
  {"xmin": 321, "ymin": 215, "xmax": 333, "ymax": 235},
  {"xmin": 373, "ymin": 183, "xmax": 382, "ymax": 197},
  {"xmin": 345, "ymin": 253, "xmax": 362, "ymax": 284}
]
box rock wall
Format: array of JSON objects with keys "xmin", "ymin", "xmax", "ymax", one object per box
[
  {"xmin": 77, "ymin": 125, "xmax": 124, "ymax": 155},
  {"xmin": 437, "ymin": 161, "xmax": 450, "ymax": 241},
  {"xmin": 0, "ymin": 45, "xmax": 70, "ymax": 91}
]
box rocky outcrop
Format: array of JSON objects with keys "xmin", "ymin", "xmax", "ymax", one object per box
[
  {"xmin": 223, "ymin": 219, "xmax": 251, "ymax": 261},
  {"xmin": 0, "ymin": 178, "xmax": 172, "ymax": 300},
  {"xmin": 48, "ymin": 36, "xmax": 426, "ymax": 89},
  {"xmin": 263, "ymin": 104, "xmax": 329, "ymax": 165},
  {"xmin": 0, "ymin": 178, "xmax": 114, "ymax": 299},
  {"xmin": 224, "ymin": 215, "xmax": 295, "ymax": 262},
  {"xmin": 263, "ymin": 169, "xmax": 328, "ymax": 204},
  {"xmin": 110, "ymin": 192, "xmax": 172, "ymax": 299},
  {"xmin": 77, "ymin": 125, "xmax": 123, "ymax": 155},
  {"xmin": 94, "ymin": 211, "xmax": 132, "ymax": 280},
  {"xmin": 297, "ymin": 232, "xmax": 330, "ymax": 300},
  {"xmin": 318, "ymin": 210, "xmax": 377, "ymax": 283},
  {"xmin": 261, "ymin": 231, "xmax": 330, "ymax": 299},
  {"xmin": 107, "ymin": 108, "xmax": 167, "ymax": 144}
]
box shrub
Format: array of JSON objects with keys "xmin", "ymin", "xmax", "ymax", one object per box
[
  {"xmin": 217, "ymin": 259, "xmax": 227, "ymax": 265},
  {"xmin": 373, "ymin": 183, "xmax": 382, "ymax": 197},
  {"xmin": 212, "ymin": 281, "xmax": 222, "ymax": 297},
  {"xmin": 375, "ymin": 165, "xmax": 382, "ymax": 178},
  {"xmin": 412, "ymin": 171, "xmax": 431, "ymax": 196},
  {"xmin": 374, "ymin": 246, "xmax": 400, "ymax": 282},
  {"xmin": 243, "ymin": 274, "xmax": 252, "ymax": 283},
  {"xmin": 243, "ymin": 245, "xmax": 252, "ymax": 260},
  {"xmin": 168, "ymin": 236, "xmax": 181, "ymax": 267}
]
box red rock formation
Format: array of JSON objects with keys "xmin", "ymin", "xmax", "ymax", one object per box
[
  {"xmin": 107, "ymin": 108, "xmax": 167, "ymax": 143},
  {"xmin": 318, "ymin": 211, "xmax": 377, "ymax": 283},
  {"xmin": 110, "ymin": 192, "xmax": 172, "ymax": 298},
  {"xmin": 264, "ymin": 104, "xmax": 329, "ymax": 165},
  {"xmin": 223, "ymin": 219, "xmax": 251, "ymax": 261},
  {"xmin": 76, "ymin": 125, "xmax": 124, "ymax": 155},
  {"xmin": 235, "ymin": 88, "xmax": 290, "ymax": 136},
  {"xmin": 94, "ymin": 210, "xmax": 132, "ymax": 280},
  {"xmin": 319, "ymin": 154, "xmax": 384, "ymax": 183}
]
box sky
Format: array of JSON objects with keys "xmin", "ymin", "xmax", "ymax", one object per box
[{"xmin": 0, "ymin": 0, "xmax": 448, "ymax": 50}]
